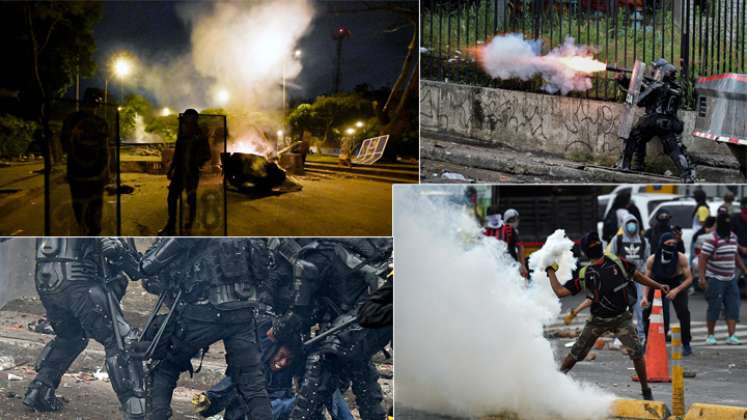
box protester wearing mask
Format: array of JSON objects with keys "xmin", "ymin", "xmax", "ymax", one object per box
[
  {"xmin": 484, "ymin": 207, "xmax": 527, "ymax": 277},
  {"xmin": 646, "ymin": 209, "xmax": 685, "ymax": 255},
  {"xmin": 603, "ymin": 191, "xmax": 643, "ymax": 243},
  {"xmin": 546, "ymin": 231, "xmax": 670, "ymax": 401},
  {"xmin": 643, "ymin": 233, "xmax": 694, "ymax": 355},
  {"xmin": 610, "ymin": 214, "xmax": 651, "ymax": 342},
  {"xmin": 699, "ymin": 208, "xmax": 747, "ymax": 345}
]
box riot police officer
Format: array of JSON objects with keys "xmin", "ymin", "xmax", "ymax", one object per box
[
  {"xmin": 24, "ymin": 238, "xmax": 146, "ymax": 419},
  {"xmin": 140, "ymin": 238, "xmax": 272, "ymax": 420},
  {"xmin": 270, "ymin": 239, "xmax": 393, "ymax": 420},
  {"xmin": 617, "ymin": 58, "xmax": 696, "ymax": 183},
  {"xmin": 193, "ymin": 238, "xmax": 355, "ymax": 420}
]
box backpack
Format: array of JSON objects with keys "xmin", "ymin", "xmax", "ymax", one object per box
[{"xmin": 579, "ymin": 254, "xmax": 637, "ymax": 310}]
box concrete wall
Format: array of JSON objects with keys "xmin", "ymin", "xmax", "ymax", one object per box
[{"xmin": 420, "ymin": 80, "xmax": 733, "ymax": 163}]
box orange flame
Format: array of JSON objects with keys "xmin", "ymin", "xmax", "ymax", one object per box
[{"xmin": 554, "ymin": 55, "xmax": 607, "ymax": 74}]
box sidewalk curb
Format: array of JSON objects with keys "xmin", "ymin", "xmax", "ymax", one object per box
[
  {"xmin": 609, "ymin": 399, "xmax": 670, "ymax": 419},
  {"xmin": 682, "ymin": 402, "xmax": 747, "ymax": 419}
]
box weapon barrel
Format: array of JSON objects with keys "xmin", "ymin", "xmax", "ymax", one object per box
[
  {"xmin": 303, "ymin": 317, "xmax": 358, "ymax": 349},
  {"xmin": 606, "ymin": 65, "xmax": 632, "ymax": 73}
]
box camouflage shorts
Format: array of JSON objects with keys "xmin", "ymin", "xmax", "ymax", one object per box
[{"xmin": 570, "ymin": 311, "xmax": 644, "ymax": 361}]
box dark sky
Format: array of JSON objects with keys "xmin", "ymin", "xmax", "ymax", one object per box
[{"xmin": 84, "ymin": 0, "xmax": 416, "ymax": 103}]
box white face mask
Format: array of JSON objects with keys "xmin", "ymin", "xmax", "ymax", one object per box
[{"xmin": 486, "ymin": 214, "xmax": 502, "ymax": 228}]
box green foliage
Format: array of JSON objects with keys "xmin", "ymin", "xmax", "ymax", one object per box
[
  {"xmin": 200, "ymin": 107, "xmax": 227, "ymax": 116},
  {"xmin": 8, "ymin": 2, "xmax": 102, "ymax": 101},
  {"xmin": 287, "ymin": 93, "xmax": 375, "ymax": 144},
  {"xmin": 146, "ymin": 115, "xmax": 178, "ymax": 143},
  {"xmin": 0, "ymin": 114, "xmax": 38, "ymax": 158}
]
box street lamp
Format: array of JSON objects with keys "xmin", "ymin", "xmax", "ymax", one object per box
[
  {"xmin": 355, "ymin": 120, "xmax": 364, "ymax": 128},
  {"xmin": 345, "ymin": 127, "xmax": 355, "ymax": 135},
  {"xmin": 105, "ymin": 53, "xmax": 134, "ymax": 105},
  {"xmin": 216, "ymin": 88, "xmax": 230, "ymax": 105},
  {"xmin": 161, "ymin": 107, "xmax": 171, "ymax": 117}
]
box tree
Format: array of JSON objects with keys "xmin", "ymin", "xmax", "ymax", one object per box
[
  {"xmin": 1, "ymin": 2, "xmax": 102, "ymax": 115},
  {"xmin": 287, "ymin": 93, "xmax": 374, "ymax": 145},
  {"xmin": 326, "ymin": 1, "xmax": 418, "ymax": 142}
]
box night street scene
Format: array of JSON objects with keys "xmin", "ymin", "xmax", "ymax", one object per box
[
  {"xmin": 421, "ymin": 1, "xmax": 747, "ymax": 184},
  {"xmin": 0, "ymin": 237, "xmax": 393, "ymax": 419},
  {"xmin": 0, "ymin": 0, "xmax": 418, "ymax": 236},
  {"xmin": 394, "ymin": 184, "xmax": 747, "ymax": 420}
]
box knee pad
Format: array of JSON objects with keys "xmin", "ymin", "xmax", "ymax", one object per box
[{"xmin": 106, "ymin": 351, "xmax": 145, "ymax": 401}]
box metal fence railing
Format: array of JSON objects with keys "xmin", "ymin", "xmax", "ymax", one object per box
[{"xmin": 421, "ymin": 0, "xmax": 747, "ymax": 108}]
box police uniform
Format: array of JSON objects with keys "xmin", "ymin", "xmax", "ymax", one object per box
[
  {"xmin": 24, "ymin": 238, "xmax": 145, "ymax": 419},
  {"xmin": 272, "ymin": 239, "xmax": 392, "ymax": 420},
  {"xmin": 140, "ymin": 238, "xmax": 272, "ymax": 420}
]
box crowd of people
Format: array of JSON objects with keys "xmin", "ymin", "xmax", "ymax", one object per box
[
  {"xmin": 600, "ymin": 190, "xmax": 745, "ymax": 352},
  {"xmin": 23, "ymin": 238, "xmax": 393, "ymax": 420},
  {"xmin": 481, "ymin": 188, "xmax": 744, "ymax": 384}
]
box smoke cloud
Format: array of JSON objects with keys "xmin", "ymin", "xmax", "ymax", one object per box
[
  {"xmin": 477, "ymin": 33, "xmax": 605, "ymax": 95},
  {"xmin": 134, "ymin": 0, "xmax": 316, "ymax": 153},
  {"xmin": 393, "ymin": 185, "xmax": 614, "ymax": 419}
]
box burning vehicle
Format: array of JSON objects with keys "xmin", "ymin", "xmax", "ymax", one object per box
[{"xmin": 220, "ymin": 152, "xmax": 287, "ymax": 192}]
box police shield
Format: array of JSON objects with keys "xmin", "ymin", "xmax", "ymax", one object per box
[
  {"xmin": 47, "ymin": 98, "xmax": 120, "ymax": 235},
  {"xmin": 174, "ymin": 113, "xmax": 227, "ymax": 235},
  {"xmin": 617, "ymin": 60, "xmax": 646, "ymax": 140},
  {"xmin": 0, "ymin": 238, "xmax": 37, "ymax": 310}
]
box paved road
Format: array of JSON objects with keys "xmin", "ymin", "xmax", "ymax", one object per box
[
  {"xmin": 0, "ymin": 167, "xmax": 395, "ymax": 236},
  {"xmin": 548, "ymin": 292, "xmax": 747, "ymax": 406}
]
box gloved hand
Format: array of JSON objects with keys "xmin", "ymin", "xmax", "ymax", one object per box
[
  {"xmin": 545, "ymin": 262, "xmax": 559, "ymax": 273},
  {"xmin": 563, "ymin": 308, "xmax": 577, "ymax": 325}
]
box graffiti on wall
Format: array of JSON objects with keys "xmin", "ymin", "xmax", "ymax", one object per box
[{"xmin": 421, "ymin": 81, "xmax": 623, "ymax": 156}]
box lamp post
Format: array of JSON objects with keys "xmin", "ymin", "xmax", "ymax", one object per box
[{"xmin": 105, "ymin": 54, "xmax": 133, "ymax": 105}]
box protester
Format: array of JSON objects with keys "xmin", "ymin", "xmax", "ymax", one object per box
[
  {"xmin": 692, "ymin": 216, "xmax": 716, "ymax": 268},
  {"xmin": 721, "ymin": 191, "xmax": 735, "ymax": 212},
  {"xmin": 484, "ymin": 207, "xmax": 527, "ymax": 277},
  {"xmin": 643, "ymin": 233, "xmax": 693, "ymax": 355},
  {"xmin": 646, "ymin": 209, "xmax": 685, "ymax": 256},
  {"xmin": 698, "ymin": 207, "xmax": 747, "ymax": 345},
  {"xmin": 692, "ymin": 189, "xmax": 710, "ymax": 230},
  {"xmin": 603, "ymin": 191, "xmax": 643, "ymax": 243},
  {"xmin": 609, "ymin": 212, "xmax": 651, "ymax": 342},
  {"xmin": 546, "ymin": 231, "xmax": 670, "ymax": 400}
]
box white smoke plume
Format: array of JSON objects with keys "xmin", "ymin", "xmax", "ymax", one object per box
[
  {"xmin": 134, "ymin": 0, "xmax": 315, "ymax": 154},
  {"xmin": 393, "ymin": 185, "xmax": 615, "ymax": 419},
  {"xmin": 477, "ymin": 33, "xmax": 606, "ymax": 95}
]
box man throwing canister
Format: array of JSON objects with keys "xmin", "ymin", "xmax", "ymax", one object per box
[{"xmin": 545, "ymin": 231, "xmax": 670, "ymax": 401}]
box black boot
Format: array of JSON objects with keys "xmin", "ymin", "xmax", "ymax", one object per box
[
  {"xmin": 642, "ymin": 387, "xmax": 653, "ymax": 401},
  {"xmin": 23, "ymin": 380, "xmax": 64, "ymax": 412},
  {"xmin": 619, "ymin": 138, "xmax": 636, "ymax": 170}
]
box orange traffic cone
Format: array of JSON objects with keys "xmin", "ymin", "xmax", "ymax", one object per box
[{"xmin": 634, "ymin": 289, "xmax": 671, "ymax": 382}]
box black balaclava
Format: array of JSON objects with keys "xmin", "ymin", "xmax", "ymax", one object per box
[
  {"xmin": 652, "ymin": 232, "xmax": 678, "ymax": 279},
  {"xmin": 581, "ymin": 231, "xmax": 604, "ymax": 260},
  {"xmin": 716, "ymin": 208, "xmax": 732, "ymax": 238},
  {"xmin": 655, "ymin": 209, "xmax": 672, "ymax": 234}
]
